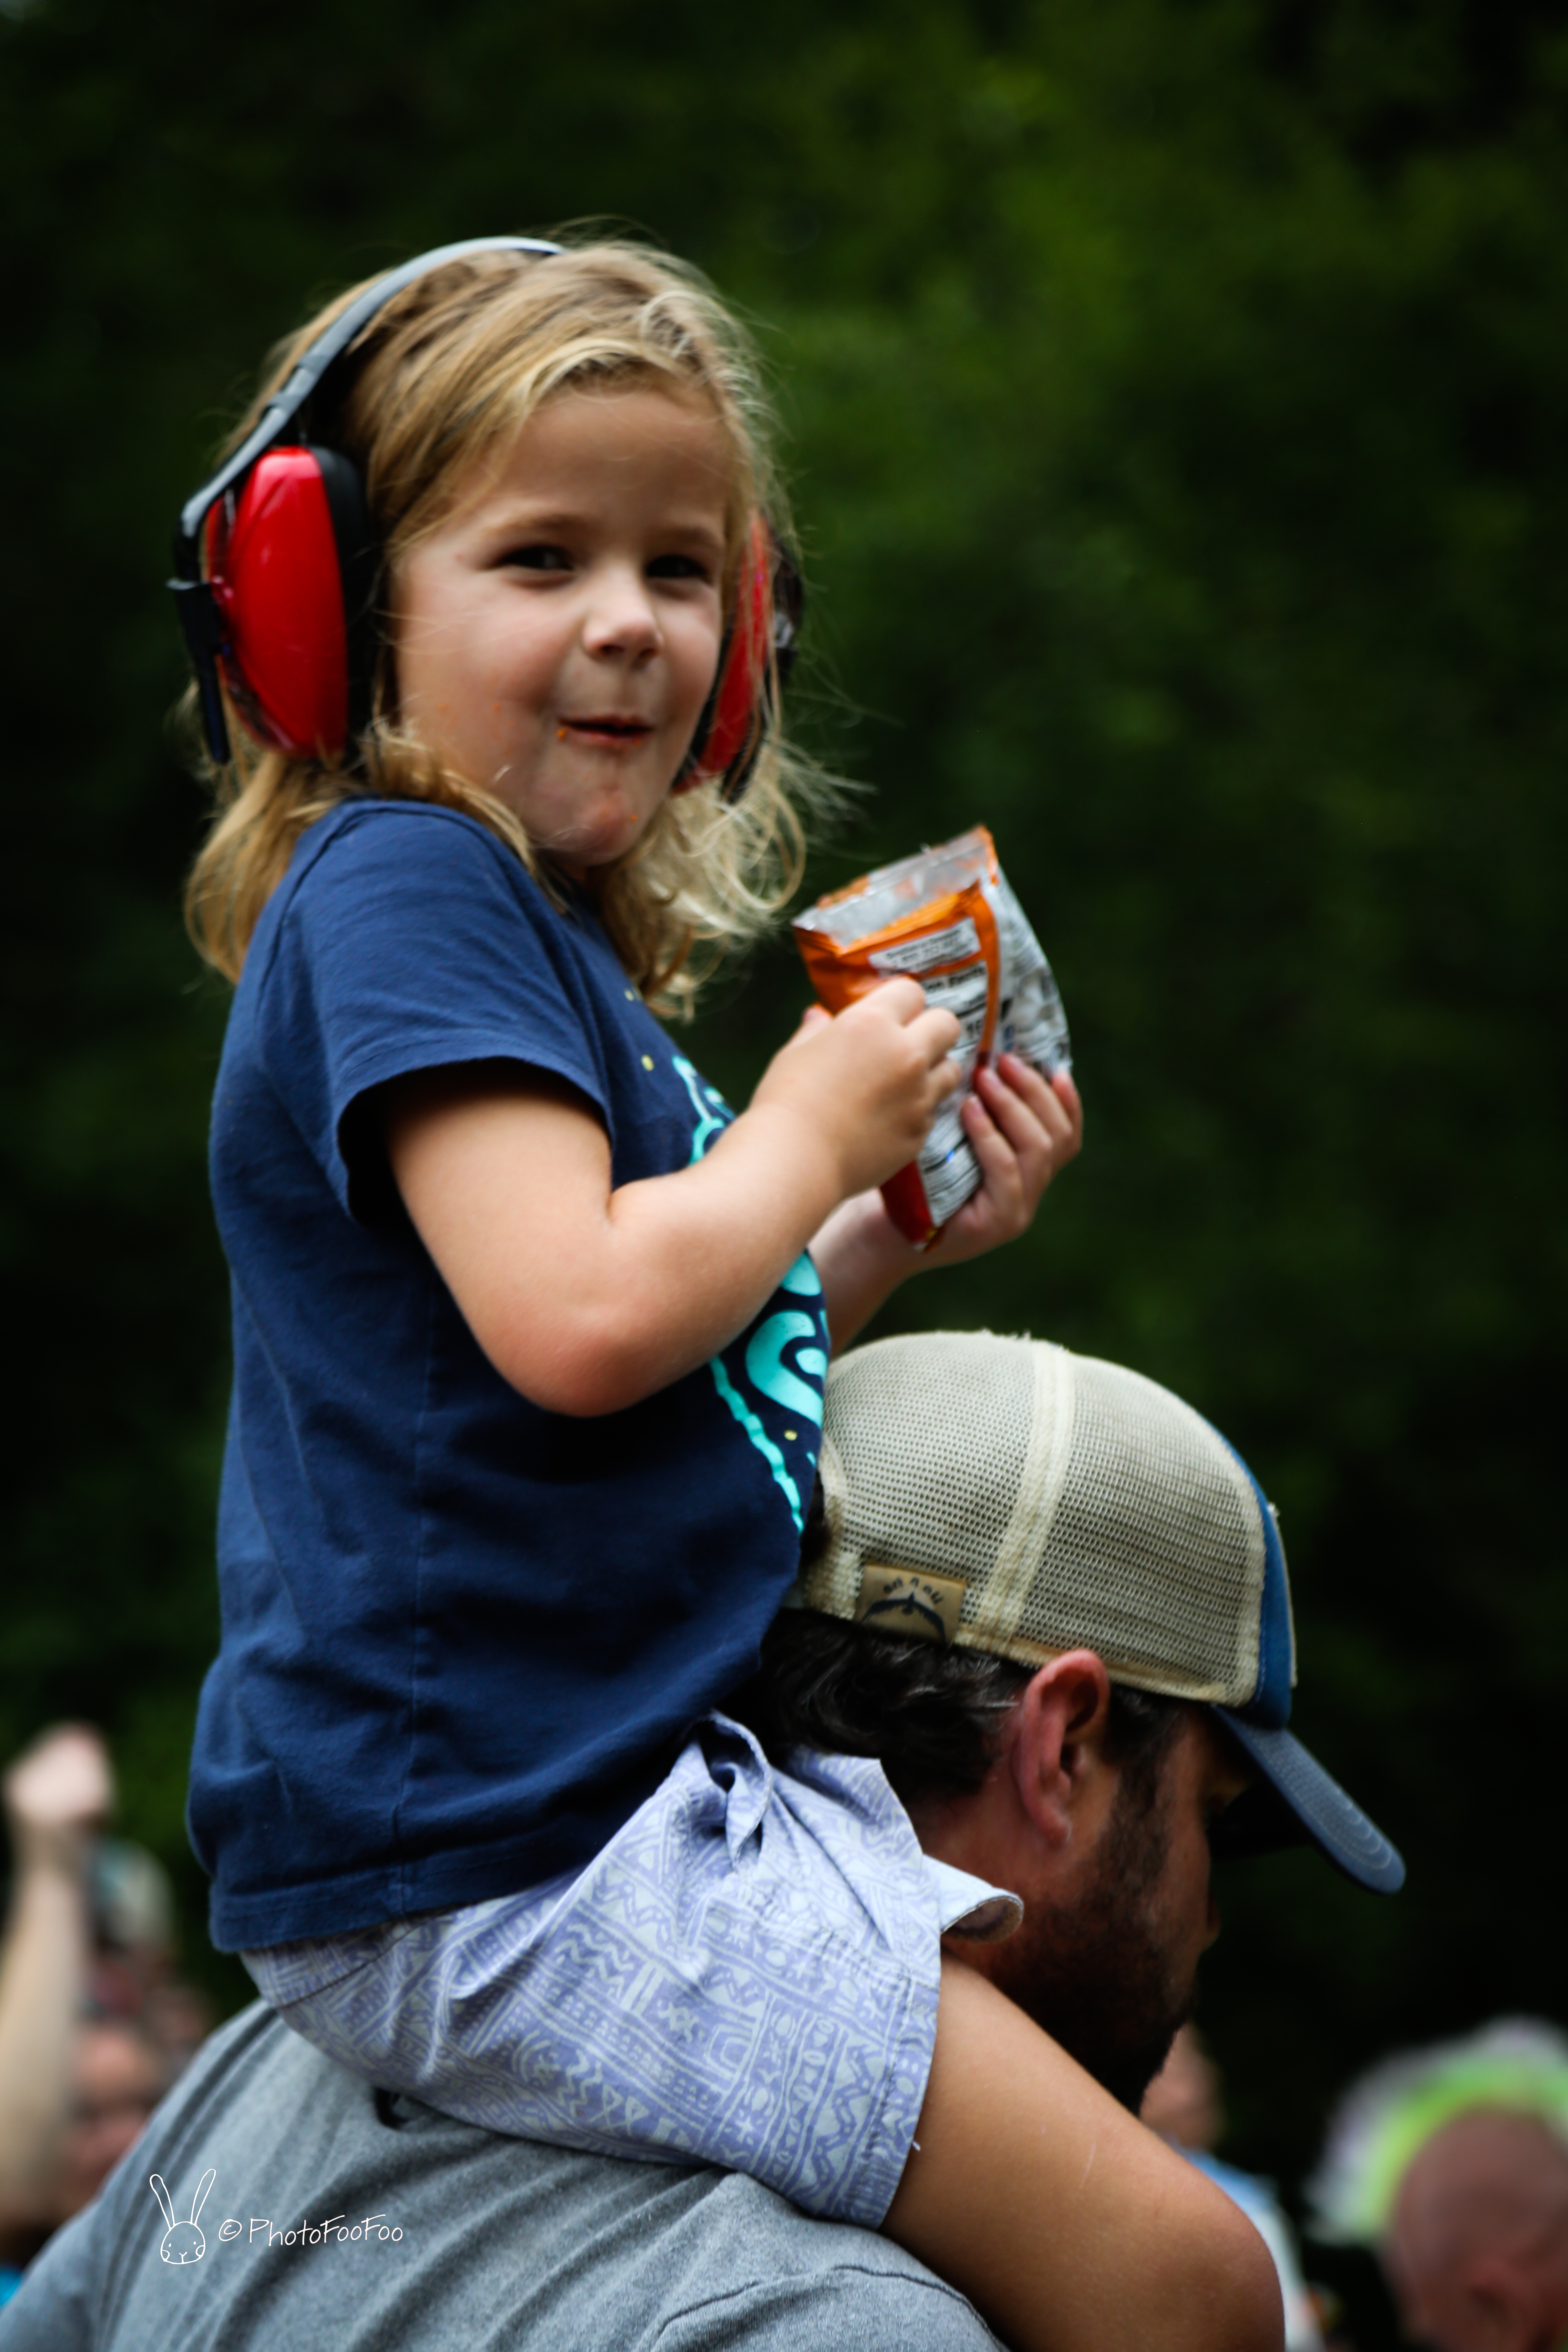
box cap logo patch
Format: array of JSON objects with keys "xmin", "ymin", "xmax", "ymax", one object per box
[{"xmin": 855, "ymin": 1564, "xmax": 967, "ymax": 1646}]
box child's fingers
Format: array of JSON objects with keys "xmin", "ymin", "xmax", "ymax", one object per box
[
  {"xmin": 1048, "ymin": 1063, "xmax": 1083, "ymax": 1123},
  {"xmin": 959, "ymin": 1088, "xmax": 1027, "ymax": 1212},
  {"xmin": 993, "ymin": 1054, "xmax": 1079, "ymax": 1133},
  {"xmin": 835, "ymin": 978, "xmax": 961, "ymax": 1063},
  {"xmin": 1043, "ymin": 1063, "xmax": 1085, "ymax": 1149},
  {"xmin": 975, "ymin": 1067, "xmax": 1063, "ymax": 1156},
  {"xmin": 918, "ymin": 1059, "xmax": 1082, "ymax": 1265},
  {"xmin": 927, "ymin": 1045, "xmax": 964, "ymax": 1104},
  {"xmin": 973, "ymin": 1070, "xmax": 1067, "ymax": 1174},
  {"xmin": 906, "ymin": 1013, "xmax": 965, "ymax": 1111},
  {"xmin": 983, "ymin": 1058, "xmax": 1083, "ymax": 1165},
  {"xmin": 866, "ymin": 977, "xmax": 964, "ymax": 1058},
  {"xmin": 861, "ymin": 975, "xmax": 929, "ymax": 1023},
  {"xmin": 909, "ymin": 1005, "xmax": 964, "ymax": 1063}
]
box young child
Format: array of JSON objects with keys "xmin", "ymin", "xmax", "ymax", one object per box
[{"xmin": 180, "ymin": 237, "xmax": 1090, "ymax": 2345}]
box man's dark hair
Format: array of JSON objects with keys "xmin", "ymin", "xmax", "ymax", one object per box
[
  {"xmin": 734, "ymin": 1486, "xmax": 1184, "ymax": 1814},
  {"xmin": 741, "ymin": 1611, "xmax": 1183, "ymax": 1813}
]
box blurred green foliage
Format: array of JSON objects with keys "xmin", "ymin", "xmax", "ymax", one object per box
[{"xmin": 2, "ymin": 0, "xmax": 1564, "ymax": 2209}]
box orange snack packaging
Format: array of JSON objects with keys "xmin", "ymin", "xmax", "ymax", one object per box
[{"xmin": 792, "ymin": 826, "xmax": 1071, "ymax": 1247}]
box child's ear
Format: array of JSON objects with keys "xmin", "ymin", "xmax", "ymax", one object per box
[{"xmin": 1008, "ymin": 1652, "xmax": 1114, "ymax": 1849}]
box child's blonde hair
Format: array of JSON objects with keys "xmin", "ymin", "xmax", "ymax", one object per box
[{"xmin": 184, "ymin": 237, "xmax": 825, "ymax": 1011}]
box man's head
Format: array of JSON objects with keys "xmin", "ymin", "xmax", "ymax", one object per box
[
  {"xmin": 954, "ymin": 1657, "xmax": 1248, "ymax": 2113},
  {"xmin": 750, "ymin": 1602, "xmax": 1243, "ymax": 2109},
  {"xmin": 1312, "ymin": 2021, "xmax": 1568, "ymax": 2352},
  {"xmin": 744, "ymin": 1330, "xmax": 1403, "ymax": 2109},
  {"xmin": 1385, "ymin": 2110, "xmax": 1568, "ymax": 2352}
]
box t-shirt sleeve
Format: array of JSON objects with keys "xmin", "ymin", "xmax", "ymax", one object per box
[{"xmin": 254, "ymin": 805, "xmax": 610, "ymax": 1221}]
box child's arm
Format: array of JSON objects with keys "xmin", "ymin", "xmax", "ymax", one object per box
[
  {"xmin": 884, "ymin": 1961, "xmax": 1283, "ymax": 2352},
  {"xmin": 381, "ymin": 977, "xmax": 960, "ymax": 1417},
  {"xmin": 810, "ymin": 1047, "xmax": 1085, "ymax": 1351}
]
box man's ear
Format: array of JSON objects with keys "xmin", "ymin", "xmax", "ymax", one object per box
[
  {"xmin": 1454, "ymin": 2257, "xmax": 1542, "ymax": 2352},
  {"xmin": 1008, "ymin": 1651, "xmax": 1114, "ymax": 1849}
]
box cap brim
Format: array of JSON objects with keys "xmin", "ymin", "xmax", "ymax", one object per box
[{"xmin": 1211, "ymin": 1711, "xmax": 1405, "ymax": 1894}]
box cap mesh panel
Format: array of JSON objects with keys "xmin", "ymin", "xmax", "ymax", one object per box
[
  {"xmin": 822, "ymin": 1335, "xmax": 1037, "ymax": 1616},
  {"xmin": 804, "ymin": 1333, "xmax": 1267, "ymax": 1705},
  {"xmin": 1015, "ymin": 1354, "xmax": 1262, "ymax": 1693}
]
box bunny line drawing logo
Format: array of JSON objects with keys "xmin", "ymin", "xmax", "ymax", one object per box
[
  {"xmin": 149, "ymin": 2168, "xmax": 406, "ymax": 2273},
  {"xmin": 150, "ymin": 2168, "xmax": 214, "ymax": 2264}
]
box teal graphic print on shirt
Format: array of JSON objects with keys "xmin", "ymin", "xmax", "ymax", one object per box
[{"xmin": 672, "ymin": 1053, "xmax": 829, "ymax": 1531}]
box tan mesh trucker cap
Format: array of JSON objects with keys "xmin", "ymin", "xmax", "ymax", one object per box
[{"xmin": 790, "ymin": 1331, "xmax": 1403, "ymax": 1893}]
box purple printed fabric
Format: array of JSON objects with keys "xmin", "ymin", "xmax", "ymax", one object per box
[{"xmin": 244, "ymin": 1721, "xmax": 1006, "ymax": 2227}]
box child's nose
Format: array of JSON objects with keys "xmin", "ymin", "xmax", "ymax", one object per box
[{"xmin": 581, "ymin": 563, "xmax": 660, "ymax": 659}]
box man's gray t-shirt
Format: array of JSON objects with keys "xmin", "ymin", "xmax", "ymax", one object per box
[{"xmin": 0, "ymin": 2005, "xmax": 996, "ymax": 2350}]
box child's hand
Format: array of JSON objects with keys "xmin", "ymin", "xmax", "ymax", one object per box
[
  {"xmin": 749, "ymin": 980, "xmax": 963, "ymax": 1203},
  {"xmin": 920, "ymin": 1055, "xmax": 1082, "ymax": 1269}
]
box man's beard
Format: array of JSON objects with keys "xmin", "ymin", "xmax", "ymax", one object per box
[{"xmin": 985, "ymin": 1762, "xmax": 1194, "ymax": 2113}]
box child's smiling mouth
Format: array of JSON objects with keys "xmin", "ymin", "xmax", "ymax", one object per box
[{"xmin": 558, "ymin": 714, "xmax": 654, "ymax": 748}]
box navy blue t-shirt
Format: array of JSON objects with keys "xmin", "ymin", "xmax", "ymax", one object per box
[{"xmin": 189, "ymin": 800, "xmax": 829, "ymax": 1952}]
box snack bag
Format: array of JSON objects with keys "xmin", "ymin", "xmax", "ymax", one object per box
[{"xmin": 793, "ymin": 826, "xmax": 1071, "ymax": 1247}]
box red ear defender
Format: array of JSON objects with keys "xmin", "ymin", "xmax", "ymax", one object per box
[
  {"xmin": 677, "ymin": 515, "xmax": 802, "ymax": 804},
  {"xmin": 171, "ymin": 237, "xmax": 566, "ymax": 768},
  {"xmin": 203, "ymin": 448, "xmax": 363, "ymax": 759}
]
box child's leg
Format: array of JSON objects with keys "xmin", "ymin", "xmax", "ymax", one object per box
[
  {"xmin": 246, "ymin": 1721, "xmax": 945, "ymax": 2222},
  {"xmin": 882, "ymin": 1960, "xmax": 1283, "ymax": 2352}
]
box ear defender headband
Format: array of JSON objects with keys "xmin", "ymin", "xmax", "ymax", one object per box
[{"xmin": 170, "ymin": 235, "xmax": 802, "ymax": 804}]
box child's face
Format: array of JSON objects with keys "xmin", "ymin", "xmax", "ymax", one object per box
[{"xmin": 393, "ymin": 381, "xmax": 732, "ymax": 873}]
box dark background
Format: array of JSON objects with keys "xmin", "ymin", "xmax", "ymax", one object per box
[{"xmin": 3, "ymin": 0, "xmax": 1564, "ymax": 2254}]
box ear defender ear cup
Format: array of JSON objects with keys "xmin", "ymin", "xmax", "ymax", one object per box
[
  {"xmin": 203, "ymin": 445, "xmax": 376, "ymax": 760},
  {"xmin": 677, "ymin": 515, "xmax": 804, "ymax": 804},
  {"xmin": 173, "ymin": 241, "xmax": 567, "ymax": 766}
]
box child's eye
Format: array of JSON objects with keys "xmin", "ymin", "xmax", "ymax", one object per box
[
  {"xmin": 647, "ymin": 554, "xmax": 713, "ymax": 583},
  {"xmin": 500, "ymin": 543, "xmax": 574, "ymax": 573}
]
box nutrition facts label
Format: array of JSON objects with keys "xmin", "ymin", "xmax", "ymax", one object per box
[
  {"xmin": 922, "ymin": 962, "xmax": 990, "ymax": 1066},
  {"xmin": 910, "ymin": 962, "xmax": 989, "ymax": 1221},
  {"xmin": 918, "ymin": 1100, "xmax": 983, "ymax": 1225},
  {"xmin": 869, "ymin": 918, "xmax": 982, "ymax": 977}
]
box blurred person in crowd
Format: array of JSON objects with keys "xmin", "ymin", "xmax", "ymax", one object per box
[
  {"xmin": 87, "ymin": 1833, "xmax": 214, "ymax": 2075},
  {"xmin": 1144, "ymin": 2023, "xmax": 1324, "ymax": 2352},
  {"xmin": 1310, "ymin": 2019, "xmax": 1568, "ymax": 2352},
  {"xmin": 87, "ymin": 1835, "xmax": 174, "ymax": 2024},
  {"xmin": 29, "ymin": 2025, "xmax": 165, "ymax": 2250},
  {"xmin": 0, "ymin": 1727, "xmax": 211, "ymax": 2304},
  {"xmin": 0, "ymin": 1727, "xmax": 114, "ymax": 2252}
]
